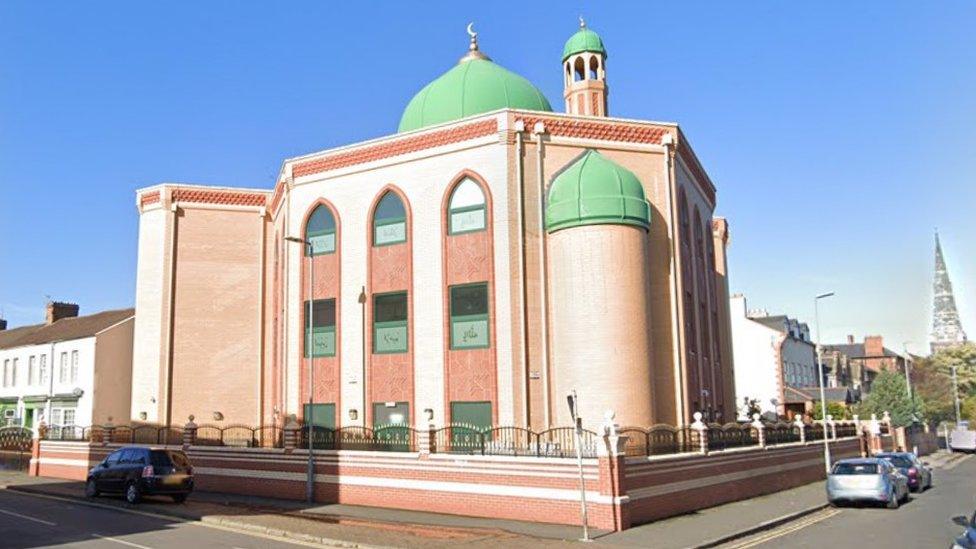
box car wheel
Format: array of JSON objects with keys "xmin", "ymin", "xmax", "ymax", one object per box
[
  {"xmin": 171, "ymin": 494, "xmax": 188, "ymax": 504},
  {"xmin": 124, "ymin": 482, "xmax": 141, "ymax": 504},
  {"xmin": 84, "ymin": 479, "xmax": 99, "ymax": 498}
]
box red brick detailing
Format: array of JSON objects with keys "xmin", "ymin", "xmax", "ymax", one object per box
[
  {"xmin": 140, "ymin": 191, "xmax": 161, "ymax": 207},
  {"xmin": 519, "ymin": 115, "xmax": 669, "ymax": 145},
  {"xmin": 441, "ymin": 171, "xmax": 497, "ymax": 423},
  {"xmin": 293, "ymin": 119, "xmax": 499, "ymax": 179},
  {"xmin": 269, "ymin": 180, "xmax": 286, "ymax": 215},
  {"xmin": 171, "ymin": 188, "xmax": 268, "ymax": 208},
  {"xmin": 676, "ymin": 129, "xmax": 717, "ymax": 205}
]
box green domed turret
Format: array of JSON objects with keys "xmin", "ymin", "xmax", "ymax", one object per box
[
  {"xmin": 546, "ymin": 150, "xmax": 650, "ymax": 233},
  {"xmin": 398, "ymin": 26, "xmax": 552, "ymax": 133},
  {"xmin": 562, "ymin": 18, "xmax": 606, "ymax": 61}
]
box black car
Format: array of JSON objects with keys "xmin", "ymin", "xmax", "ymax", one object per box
[
  {"xmin": 86, "ymin": 447, "xmax": 193, "ymax": 503},
  {"xmin": 877, "ymin": 451, "xmax": 933, "ymax": 492}
]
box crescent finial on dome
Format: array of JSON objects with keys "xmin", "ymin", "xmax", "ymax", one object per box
[
  {"xmin": 460, "ymin": 22, "xmax": 489, "ymax": 62},
  {"xmin": 579, "ymin": 15, "xmax": 586, "ymax": 28}
]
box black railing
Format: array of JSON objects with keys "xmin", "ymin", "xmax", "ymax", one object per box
[
  {"xmin": 764, "ymin": 422, "xmax": 801, "ymax": 445},
  {"xmin": 298, "ymin": 425, "xmax": 417, "ymax": 452},
  {"xmin": 619, "ymin": 425, "xmax": 698, "ymax": 457},
  {"xmin": 430, "ymin": 425, "xmax": 599, "ymax": 458},
  {"xmin": 707, "ymin": 423, "xmax": 756, "ymax": 451}
]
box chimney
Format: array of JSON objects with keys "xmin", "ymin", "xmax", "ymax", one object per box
[
  {"xmin": 864, "ymin": 335, "xmax": 884, "ymax": 357},
  {"xmin": 0, "ymin": 318, "xmax": 6, "ymax": 331},
  {"xmin": 847, "ymin": 334, "xmax": 855, "ymax": 344},
  {"xmin": 46, "ymin": 301, "xmax": 79, "ymax": 325}
]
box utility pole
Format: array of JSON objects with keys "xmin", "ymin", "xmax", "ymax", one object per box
[{"xmin": 814, "ymin": 292, "xmax": 834, "ymax": 475}]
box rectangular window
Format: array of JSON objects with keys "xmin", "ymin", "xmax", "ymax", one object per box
[
  {"xmin": 70, "ymin": 351, "xmax": 79, "ymax": 383},
  {"xmin": 11, "ymin": 359, "xmax": 17, "ymax": 386},
  {"xmin": 450, "ymin": 283, "xmax": 490, "ymax": 349},
  {"xmin": 373, "ymin": 292, "xmax": 408, "ymax": 353},
  {"xmin": 307, "ymin": 230, "xmax": 336, "ymax": 256},
  {"xmin": 59, "ymin": 352, "xmax": 68, "ymax": 383},
  {"xmin": 2, "ymin": 360, "xmax": 8, "ymax": 387},
  {"xmin": 39, "ymin": 355, "xmax": 48, "ymax": 385},
  {"xmin": 28, "ymin": 356, "xmax": 36, "ymax": 386},
  {"xmin": 373, "ymin": 218, "xmax": 406, "ymax": 246},
  {"xmin": 450, "ymin": 401, "xmax": 492, "ymax": 431},
  {"xmin": 449, "ymin": 205, "xmax": 486, "ymax": 235},
  {"xmin": 62, "ymin": 408, "xmax": 76, "ymax": 427},
  {"xmin": 303, "ymin": 298, "xmax": 337, "ymax": 357}
]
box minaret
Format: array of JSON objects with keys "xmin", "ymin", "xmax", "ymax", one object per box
[
  {"xmin": 562, "ymin": 17, "xmax": 608, "ymax": 117},
  {"xmin": 931, "ymin": 231, "xmax": 968, "ymax": 353}
]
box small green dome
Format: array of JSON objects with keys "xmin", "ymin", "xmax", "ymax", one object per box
[
  {"xmin": 546, "ymin": 150, "xmax": 650, "ymax": 233},
  {"xmin": 562, "ymin": 25, "xmax": 606, "ymax": 61},
  {"xmin": 398, "ymin": 58, "xmax": 552, "ymax": 133}
]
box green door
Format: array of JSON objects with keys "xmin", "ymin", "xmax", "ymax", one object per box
[
  {"xmin": 303, "ymin": 403, "xmax": 336, "ymax": 449},
  {"xmin": 372, "ymin": 402, "xmax": 410, "ymax": 452}
]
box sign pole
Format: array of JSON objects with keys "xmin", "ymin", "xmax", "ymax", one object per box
[{"xmin": 568, "ymin": 390, "xmax": 590, "ymax": 542}]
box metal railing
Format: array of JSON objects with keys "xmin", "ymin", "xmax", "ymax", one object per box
[{"xmin": 430, "ymin": 425, "xmax": 599, "ymax": 458}]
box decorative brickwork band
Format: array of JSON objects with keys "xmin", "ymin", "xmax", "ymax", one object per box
[
  {"xmin": 140, "ymin": 191, "xmax": 160, "ymax": 207},
  {"xmin": 171, "ymin": 188, "xmax": 268, "ymax": 208}
]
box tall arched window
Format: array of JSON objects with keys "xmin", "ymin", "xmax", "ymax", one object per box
[
  {"xmin": 306, "ymin": 204, "xmax": 337, "ymax": 255},
  {"xmin": 448, "ymin": 178, "xmax": 487, "ymax": 235},
  {"xmin": 373, "ymin": 191, "xmax": 407, "ymax": 246}
]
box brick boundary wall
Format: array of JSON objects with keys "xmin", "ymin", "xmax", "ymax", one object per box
[{"xmin": 30, "ymin": 434, "xmax": 888, "ymax": 531}]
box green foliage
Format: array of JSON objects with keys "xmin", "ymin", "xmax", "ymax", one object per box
[
  {"xmin": 913, "ymin": 356, "xmax": 955, "ymax": 424},
  {"xmin": 741, "ymin": 397, "xmax": 762, "ymax": 419},
  {"xmin": 856, "ymin": 371, "xmax": 916, "ymax": 427},
  {"xmin": 962, "ymin": 395, "xmax": 976, "ymax": 423},
  {"xmin": 930, "ymin": 343, "xmax": 976, "ymax": 395},
  {"xmin": 812, "ymin": 401, "xmax": 850, "ymax": 420}
]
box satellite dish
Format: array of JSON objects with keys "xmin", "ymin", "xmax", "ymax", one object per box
[{"xmin": 72, "ymin": 387, "xmax": 83, "ymax": 397}]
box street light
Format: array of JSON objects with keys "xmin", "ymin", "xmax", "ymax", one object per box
[
  {"xmin": 814, "ymin": 291, "xmax": 834, "ymax": 475},
  {"xmin": 285, "ymin": 235, "xmax": 315, "ymax": 503},
  {"xmin": 902, "ymin": 341, "xmax": 917, "ymax": 422}
]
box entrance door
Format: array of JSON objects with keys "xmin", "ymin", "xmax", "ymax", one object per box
[{"xmin": 302, "ymin": 403, "xmax": 336, "ymax": 450}]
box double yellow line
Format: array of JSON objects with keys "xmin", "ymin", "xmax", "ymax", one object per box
[{"xmin": 724, "ymin": 508, "xmax": 842, "ymax": 549}]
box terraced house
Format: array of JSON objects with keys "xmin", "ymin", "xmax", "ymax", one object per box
[
  {"xmin": 130, "ymin": 22, "xmax": 736, "ymax": 432},
  {"xmin": 0, "ymin": 303, "xmax": 134, "ymax": 429}
]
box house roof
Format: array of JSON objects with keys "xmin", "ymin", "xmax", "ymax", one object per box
[
  {"xmin": 752, "ymin": 315, "xmax": 788, "ymax": 331},
  {"xmin": 0, "ymin": 308, "xmax": 134, "ymax": 350},
  {"xmin": 784, "ymin": 386, "xmax": 857, "ymax": 404},
  {"xmin": 824, "ymin": 343, "xmax": 900, "ymax": 359}
]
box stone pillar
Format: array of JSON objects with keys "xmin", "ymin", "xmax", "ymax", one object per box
[
  {"xmin": 691, "ymin": 412, "xmax": 709, "ymax": 455},
  {"xmin": 182, "ymin": 416, "xmax": 197, "ymax": 448},
  {"xmin": 598, "ymin": 433, "xmax": 630, "ymax": 531},
  {"xmin": 28, "ymin": 429, "xmax": 41, "ymax": 476},
  {"xmin": 795, "ymin": 415, "xmax": 806, "ymax": 444},
  {"xmin": 102, "ymin": 418, "xmax": 115, "ymax": 446},
  {"xmin": 853, "ymin": 414, "xmax": 861, "ymax": 435},
  {"xmin": 751, "ymin": 414, "xmax": 766, "ymax": 448},
  {"xmin": 827, "ymin": 415, "xmax": 837, "ymax": 440},
  {"xmin": 283, "ymin": 415, "xmax": 300, "ymax": 452},
  {"xmin": 417, "ymin": 423, "xmax": 435, "ymax": 457},
  {"xmin": 869, "ymin": 413, "xmax": 882, "ymax": 455}
]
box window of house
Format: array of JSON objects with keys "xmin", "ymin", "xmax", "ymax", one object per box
[
  {"xmin": 1, "ymin": 360, "xmax": 8, "ymax": 387},
  {"xmin": 70, "ymin": 351, "xmax": 78, "ymax": 383},
  {"xmin": 11, "ymin": 358, "xmax": 17, "ymax": 386},
  {"xmin": 59, "ymin": 352, "xmax": 67, "ymax": 383},
  {"xmin": 39, "ymin": 355, "xmax": 47, "ymax": 385},
  {"xmin": 27, "ymin": 356, "xmax": 35, "ymax": 386},
  {"xmin": 450, "ymin": 283, "xmax": 490, "ymax": 349},
  {"xmin": 372, "ymin": 192, "xmax": 407, "ymax": 246},
  {"xmin": 305, "ymin": 205, "xmax": 337, "ymax": 255},
  {"xmin": 304, "ymin": 298, "xmax": 337, "ymax": 357},
  {"xmin": 448, "ymin": 178, "xmax": 487, "ymax": 235},
  {"xmin": 373, "ymin": 292, "xmax": 408, "ymax": 353},
  {"xmin": 51, "ymin": 407, "xmax": 76, "ymax": 427}
]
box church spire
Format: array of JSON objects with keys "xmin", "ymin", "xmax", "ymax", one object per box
[{"xmin": 931, "ymin": 230, "xmax": 968, "ymax": 353}]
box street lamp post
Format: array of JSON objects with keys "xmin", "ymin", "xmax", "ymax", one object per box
[
  {"xmin": 902, "ymin": 342, "xmax": 917, "ymax": 421},
  {"xmin": 814, "ymin": 291, "xmax": 835, "ymax": 475},
  {"xmin": 952, "ymin": 364, "xmax": 961, "ymax": 425},
  {"xmin": 285, "ymin": 235, "xmax": 315, "ymax": 503}
]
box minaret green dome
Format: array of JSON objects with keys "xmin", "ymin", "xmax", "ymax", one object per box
[
  {"xmin": 562, "ymin": 19, "xmax": 606, "ymax": 61},
  {"xmin": 546, "ymin": 150, "xmax": 650, "ymax": 233},
  {"xmin": 398, "ymin": 31, "xmax": 552, "ymax": 133}
]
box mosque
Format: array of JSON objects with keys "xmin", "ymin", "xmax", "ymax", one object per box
[{"xmin": 130, "ymin": 21, "xmax": 736, "ymax": 431}]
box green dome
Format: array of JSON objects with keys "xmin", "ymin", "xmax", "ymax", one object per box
[
  {"xmin": 398, "ymin": 58, "xmax": 552, "ymax": 133},
  {"xmin": 546, "ymin": 150, "xmax": 650, "ymax": 233},
  {"xmin": 562, "ymin": 26, "xmax": 606, "ymax": 61}
]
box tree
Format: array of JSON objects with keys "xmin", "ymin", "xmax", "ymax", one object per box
[
  {"xmin": 812, "ymin": 401, "xmax": 850, "ymax": 420},
  {"xmin": 912, "ymin": 355, "xmax": 955, "ymax": 424},
  {"xmin": 930, "ymin": 343, "xmax": 976, "ymax": 395},
  {"xmin": 740, "ymin": 397, "xmax": 761, "ymax": 419},
  {"xmin": 855, "ymin": 371, "xmax": 915, "ymax": 427},
  {"xmin": 962, "ymin": 395, "xmax": 976, "ymax": 423}
]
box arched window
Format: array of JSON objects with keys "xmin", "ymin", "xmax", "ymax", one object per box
[
  {"xmin": 588, "ymin": 56, "xmax": 598, "ymax": 80},
  {"xmin": 574, "ymin": 56, "xmax": 585, "ymax": 82},
  {"xmin": 373, "ymin": 191, "xmax": 407, "ymax": 246},
  {"xmin": 448, "ymin": 177, "xmax": 487, "ymax": 235},
  {"xmin": 305, "ymin": 204, "xmax": 336, "ymax": 255}
]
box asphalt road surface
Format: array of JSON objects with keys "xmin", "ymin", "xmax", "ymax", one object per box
[
  {"xmin": 722, "ymin": 454, "xmax": 976, "ymax": 548},
  {"xmin": 0, "ymin": 489, "xmax": 321, "ymax": 549}
]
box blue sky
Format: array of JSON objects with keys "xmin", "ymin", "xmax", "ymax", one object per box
[{"xmin": 1, "ymin": 1, "xmax": 973, "ymax": 355}]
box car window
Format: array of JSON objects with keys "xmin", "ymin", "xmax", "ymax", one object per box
[
  {"xmin": 885, "ymin": 456, "xmax": 913, "ymax": 468},
  {"xmin": 168, "ymin": 452, "xmax": 190, "ymax": 468},
  {"xmin": 120, "ymin": 449, "xmax": 146, "ymax": 464},
  {"xmin": 833, "ymin": 462, "xmax": 879, "ymax": 475},
  {"xmin": 150, "ymin": 450, "xmax": 173, "ymax": 467},
  {"xmin": 118, "ymin": 449, "xmax": 135, "ymax": 464},
  {"xmin": 105, "ymin": 450, "xmax": 123, "ymax": 466}
]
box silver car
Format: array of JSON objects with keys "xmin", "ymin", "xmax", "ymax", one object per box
[{"xmin": 827, "ymin": 457, "xmax": 910, "ymax": 509}]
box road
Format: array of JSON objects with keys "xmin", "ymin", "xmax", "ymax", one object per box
[
  {"xmin": 722, "ymin": 454, "xmax": 976, "ymax": 548},
  {"xmin": 0, "ymin": 489, "xmax": 321, "ymax": 549}
]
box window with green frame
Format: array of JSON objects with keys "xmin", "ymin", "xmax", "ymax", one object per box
[
  {"xmin": 450, "ymin": 283, "xmax": 489, "ymax": 349},
  {"xmin": 305, "ymin": 205, "xmax": 337, "ymax": 255},
  {"xmin": 304, "ymin": 298, "xmax": 336, "ymax": 357},
  {"xmin": 372, "ymin": 192, "xmax": 407, "ymax": 246},
  {"xmin": 448, "ymin": 177, "xmax": 486, "ymax": 235},
  {"xmin": 373, "ymin": 292, "xmax": 408, "ymax": 353}
]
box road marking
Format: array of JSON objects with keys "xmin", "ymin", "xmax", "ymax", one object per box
[
  {"xmin": 1, "ymin": 489, "xmax": 334, "ymax": 548},
  {"xmin": 93, "ymin": 533, "xmax": 153, "ymax": 549},
  {"xmin": 0, "ymin": 507, "xmax": 57, "ymax": 526},
  {"xmin": 725, "ymin": 508, "xmax": 841, "ymax": 548}
]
